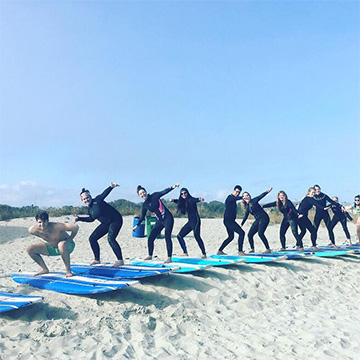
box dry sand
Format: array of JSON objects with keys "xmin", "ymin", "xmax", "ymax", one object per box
[{"xmin": 1, "ymin": 215, "xmax": 360, "ymax": 359}]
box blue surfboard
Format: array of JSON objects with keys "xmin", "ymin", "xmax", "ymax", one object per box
[
  {"xmin": 210, "ymin": 254, "xmax": 287, "ymax": 263},
  {"xmin": 130, "ymin": 259, "xmax": 211, "ymax": 273},
  {"xmin": 170, "ymin": 256, "xmax": 244, "ymax": 267},
  {"xmin": 11, "ymin": 272, "xmax": 139, "ymax": 295},
  {"xmin": 71, "ymin": 264, "xmax": 177, "ymax": 279},
  {"xmin": 0, "ymin": 291, "xmax": 43, "ymax": 313}
]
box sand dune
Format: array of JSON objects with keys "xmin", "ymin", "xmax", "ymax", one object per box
[{"xmin": 1, "ymin": 216, "xmax": 360, "ymax": 359}]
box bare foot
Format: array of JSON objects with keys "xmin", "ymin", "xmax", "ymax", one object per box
[
  {"xmin": 180, "ymin": 253, "xmax": 189, "ymax": 257},
  {"xmin": 113, "ymin": 260, "xmax": 124, "ymax": 267},
  {"xmin": 144, "ymin": 256, "xmax": 152, "ymax": 260},
  {"xmin": 279, "ymin": 248, "xmax": 286, "ymax": 252},
  {"xmin": 332, "ymin": 244, "xmax": 338, "ymax": 249},
  {"xmin": 35, "ymin": 268, "xmax": 49, "ymax": 276},
  {"xmin": 312, "ymin": 246, "xmax": 319, "ymax": 251},
  {"xmin": 238, "ymin": 251, "xmax": 246, "ymax": 256},
  {"xmin": 262, "ymin": 249, "xmax": 271, "ymax": 254},
  {"xmin": 216, "ymin": 250, "xmax": 227, "ymax": 255},
  {"xmin": 65, "ymin": 271, "xmax": 73, "ymax": 278},
  {"xmin": 201, "ymin": 254, "xmax": 207, "ymax": 259},
  {"xmin": 90, "ymin": 260, "xmax": 101, "ymax": 266},
  {"xmin": 327, "ymin": 242, "xmax": 333, "ymax": 246},
  {"xmin": 248, "ymin": 249, "xmax": 255, "ymax": 254},
  {"xmin": 298, "ymin": 248, "xmax": 304, "ymax": 252},
  {"xmin": 164, "ymin": 257, "xmax": 172, "ymax": 263}
]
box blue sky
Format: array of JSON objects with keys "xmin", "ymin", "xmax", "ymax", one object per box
[{"xmin": 0, "ymin": 0, "xmax": 359, "ymax": 207}]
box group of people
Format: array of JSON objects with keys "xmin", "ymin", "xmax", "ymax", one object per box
[{"xmin": 27, "ymin": 182, "xmax": 360, "ymax": 277}]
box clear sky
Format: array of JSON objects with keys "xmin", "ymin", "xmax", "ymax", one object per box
[{"xmin": 0, "ymin": 0, "xmax": 359, "ymax": 208}]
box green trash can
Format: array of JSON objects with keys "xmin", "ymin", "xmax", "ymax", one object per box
[{"xmin": 146, "ymin": 216, "xmax": 163, "ymax": 239}]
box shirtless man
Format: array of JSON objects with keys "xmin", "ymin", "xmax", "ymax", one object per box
[{"xmin": 27, "ymin": 212, "xmax": 79, "ymax": 277}]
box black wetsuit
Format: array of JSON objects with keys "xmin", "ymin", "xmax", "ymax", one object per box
[
  {"xmin": 328, "ymin": 203, "xmax": 353, "ymax": 243},
  {"xmin": 298, "ymin": 197, "xmax": 325, "ymax": 247},
  {"xmin": 136, "ymin": 187, "xmax": 174, "ymax": 258},
  {"xmin": 241, "ymin": 191, "xmax": 271, "ymax": 251},
  {"xmin": 313, "ymin": 192, "xmax": 337, "ymax": 240},
  {"xmin": 77, "ymin": 186, "xmax": 123, "ymax": 261},
  {"xmin": 174, "ymin": 197, "xmax": 206, "ymax": 255},
  {"xmin": 218, "ymin": 194, "xmax": 245, "ymax": 252},
  {"xmin": 263, "ymin": 200, "xmax": 303, "ymax": 249}
]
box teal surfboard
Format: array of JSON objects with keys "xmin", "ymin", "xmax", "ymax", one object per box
[
  {"xmin": 0, "ymin": 291, "xmax": 43, "ymax": 313},
  {"xmin": 210, "ymin": 254, "xmax": 287, "ymax": 263},
  {"xmin": 130, "ymin": 259, "xmax": 211, "ymax": 273},
  {"xmin": 170, "ymin": 256, "xmax": 244, "ymax": 267}
]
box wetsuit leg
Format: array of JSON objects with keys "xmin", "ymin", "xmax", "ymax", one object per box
[
  {"xmin": 323, "ymin": 212, "xmax": 333, "ymax": 241},
  {"xmin": 219, "ymin": 221, "xmax": 235, "ymax": 252},
  {"xmin": 148, "ymin": 221, "xmax": 165, "ymax": 256},
  {"xmin": 299, "ymin": 217, "xmax": 317, "ymax": 246},
  {"xmin": 328, "ymin": 217, "xmax": 339, "ymax": 245},
  {"xmin": 107, "ymin": 217, "xmax": 123, "ymax": 260},
  {"xmin": 247, "ymin": 219, "xmax": 260, "ymax": 251},
  {"xmin": 279, "ymin": 218, "xmax": 289, "ymax": 249},
  {"xmin": 313, "ymin": 212, "xmax": 322, "ymax": 231},
  {"xmin": 289, "ymin": 218, "xmax": 303, "ymax": 248},
  {"xmin": 89, "ymin": 223, "xmax": 109, "ymax": 261},
  {"xmin": 163, "ymin": 214, "xmax": 174, "ymax": 258},
  {"xmin": 177, "ymin": 221, "xmax": 192, "ymax": 254},
  {"xmin": 193, "ymin": 220, "xmax": 207, "ymax": 255},
  {"xmin": 219, "ymin": 221, "xmax": 244, "ymax": 252},
  {"xmin": 340, "ymin": 217, "xmax": 351, "ymax": 240},
  {"xmin": 257, "ymin": 215, "xmax": 270, "ymax": 250}
]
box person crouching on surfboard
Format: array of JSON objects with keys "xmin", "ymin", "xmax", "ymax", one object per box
[{"xmin": 27, "ymin": 212, "xmax": 78, "ymax": 277}]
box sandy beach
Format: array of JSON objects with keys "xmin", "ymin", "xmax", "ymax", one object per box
[{"xmin": 1, "ymin": 215, "xmax": 360, "ymax": 359}]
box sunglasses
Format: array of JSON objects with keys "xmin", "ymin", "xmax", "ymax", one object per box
[{"xmin": 181, "ymin": 192, "xmax": 187, "ymax": 195}]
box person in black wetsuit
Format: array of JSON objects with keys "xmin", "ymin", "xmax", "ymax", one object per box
[
  {"xmin": 169, "ymin": 188, "xmax": 207, "ymax": 258},
  {"xmin": 313, "ymin": 185, "xmax": 342, "ymax": 242},
  {"xmin": 133, "ymin": 183, "xmax": 179, "ymax": 263},
  {"xmin": 217, "ymin": 185, "xmax": 245, "ymax": 256},
  {"xmin": 241, "ymin": 188, "xmax": 273, "ymax": 254},
  {"xmin": 75, "ymin": 182, "xmax": 124, "ymax": 267},
  {"xmin": 297, "ymin": 187, "xmax": 329, "ymax": 250},
  {"xmin": 263, "ymin": 190, "xmax": 303, "ymax": 251},
  {"xmin": 328, "ymin": 196, "xmax": 353, "ymax": 246}
]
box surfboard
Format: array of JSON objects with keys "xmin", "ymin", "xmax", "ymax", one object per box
[
  {"xmin": 0, "ymin": 291, "xmax": 43, "ymax": 313},
  {"xmin": 210, "ymin": 254, "xmax": 287, "ymax": 263},
  {"xmin": 71, "ymin": 264, "xmax": 177, "ymax": 279},
  {"xmin": 170, "ymin": 256, "xmax": 245, "ymax": 267},
  {"xmin": 318, "ymin": 245, "xmax": 360, "ymax": 254},
  {"xmin": 302, "ymin": 248, "xmax": 354, "ymax": 257},
  {"xmin": 256, "ymin": 251, "xmax": 312, "ymax": 259},
  {"xmin": 11, "ymin": 272, "xmax": 139, "ymax": 295},
  {"xmin": 130, "ymin": 259, "xmax": 211, "ymax": 273}
]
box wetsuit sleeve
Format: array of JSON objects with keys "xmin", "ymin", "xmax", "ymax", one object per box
[
  {"xmin": 346, "ymin": 212, "xmax": 353, "ymax": 221},
  {"xmin": 241, "ymin": 206, "xmax": 250, "ymax": 226},
  {"xmin": 96, "ymin": 187, "xmax": 113, "ymax": 201},
  {"xmin": 252, "ymin": 191, "xmax": 269, "ymax": 204},
  {"xmin": 325, "ymin": 195, "xmax": 338, "ymax": 206},
  {"xmin": 262, "ymin": 201, "xmax": 276, "ymax": 209},
  {"xmin": 136, "ymin": 204, "xmax": 148, "ymax": 226},
  {"xmin": 152, "ymin": 187, "xmax": 174, "ymax": 199},
  {"xmin": 76, "ymin": 215, "xmax": 94, "ymax": 223}
]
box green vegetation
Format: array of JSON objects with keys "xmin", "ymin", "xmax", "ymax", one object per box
[{"xmin": 0, "ymin": 199, "xmax": 316, "ymax": 224}]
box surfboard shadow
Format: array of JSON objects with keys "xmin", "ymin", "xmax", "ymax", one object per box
[
  {"xmin": 87, "ymin": 286, "xmax": 177, "ymax": 310},
  {"xmin": 140, "ymin": 273, "xmax": 213, "ymax": 293}
]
